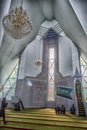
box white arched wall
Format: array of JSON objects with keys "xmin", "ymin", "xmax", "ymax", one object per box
[
  {"xmin": 59, "ymin": 36, "xmax": 72, "ymax": 76},
  {"xmin": 15, "ymin": 20, "xmax": 81, "ymax": 109},
  {"xmin": 59, "ymin": 35, "xmax": 80, "ymax": 77},
  {"xmin": 18, "ymin": 36, "xmax": 43, "ymax": 79}
]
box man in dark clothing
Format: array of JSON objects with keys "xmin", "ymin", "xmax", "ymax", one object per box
[
  {"xmin": 0, "ymin": 98, "xmax": 8, "ymax": 124},
  {"xmin": 70, "ymin": 104, "xmax": 76, "ymax": 114},
  {"xmin": 14, "ymin": 102, "xmax": 20, "ymax": 111},
  {"xmin": 60, "ymin": 105, "xmax": 66, "ymax": 114},
  {"xmin": 55, "ymin": 105, "xmax": 60, "ymax": 114}
]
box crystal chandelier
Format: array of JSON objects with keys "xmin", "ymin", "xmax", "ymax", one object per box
[{"xmin": 2, "ymin": 0, "xmax": 32, "ymax": 39}]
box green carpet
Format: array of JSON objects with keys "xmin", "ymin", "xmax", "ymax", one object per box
[{"xmin": 0, "ymin": 108, "xmax": 87, "ymax": 130}]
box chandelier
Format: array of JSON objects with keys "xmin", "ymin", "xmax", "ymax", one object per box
[
  {"xmin": 35, "ymin": 0, "xmax": 43, "ymax": 67},
  {"xmin": 35, "ymin": 58, "xmax": 42, "ymax": 66},
  {"xmin": 35, "ymin": 36, "xmax": 43, "ymax": 67},
  {"xmin": 2, "ymin": 0, "xmax": 32, "ymax": 39}
]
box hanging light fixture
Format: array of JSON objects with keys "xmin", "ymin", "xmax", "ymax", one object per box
[
  {"xmin": 35, "ymin": 57, "xmax": 43, "ymax": 66},
  {"xmin": 35, "ymin": 0, "xmax": 43, "ymax": 67},
  {"xmin": 35, "ymin": 36, "xmax": 43, "ymax": 66},
  {"xmin": 2, "ymin": 0, "xmax": 32, "ymax": 39}
]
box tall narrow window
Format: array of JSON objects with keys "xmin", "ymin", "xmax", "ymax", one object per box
[{"xmin": 48, "ymin": 48, "xmax": 55, "ymax": 101}]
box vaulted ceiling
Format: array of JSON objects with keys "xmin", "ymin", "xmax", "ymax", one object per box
[{"xmin": 0, "ymin": 0, "xmax": 87, "ymax": 88}]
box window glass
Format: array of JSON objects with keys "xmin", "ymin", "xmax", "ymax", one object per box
[{"xmin": 48, "ymin": 48, "xmax": 55, "ymax": 101}]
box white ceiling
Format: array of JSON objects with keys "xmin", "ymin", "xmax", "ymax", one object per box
[{"xmin": 0, "ymin": 0, "xmax": 87, "ymax": 88}]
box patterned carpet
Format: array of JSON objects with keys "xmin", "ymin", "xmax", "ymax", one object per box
[{"xmin": 0, "ymin": 108, "xmax": 87, "ymax": 130}]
